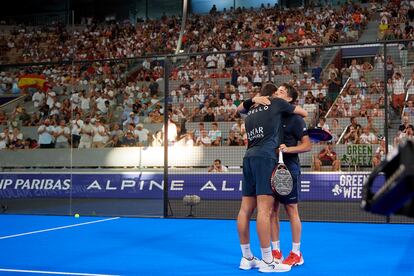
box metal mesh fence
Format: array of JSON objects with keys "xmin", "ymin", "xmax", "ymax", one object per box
[{"xmin": 0, "ymin": 41, "xmax": 413, "ymax": 223}]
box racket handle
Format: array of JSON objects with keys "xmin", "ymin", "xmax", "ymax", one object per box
[{"xmin": 278, "ymin": 150, "xmax": 284, "ymax": 164}]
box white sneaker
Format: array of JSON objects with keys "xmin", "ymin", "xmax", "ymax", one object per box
[
  {"xmin": 258, "ymin": 259, "xmax": 291, "ymax": 273},
  {"xmin": 239, "ymin": 256, "xmax": 261, "ymax": 270}
]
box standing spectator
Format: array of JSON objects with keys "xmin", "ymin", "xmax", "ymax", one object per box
[
  {"xmin": 162, "ymin": 118, "xmax": 178, "ymax": 145},
  {"xmin": 32, "ymin": 90, "xmax": 45, "ymax": 108},
  {"xmin": 311, "ymin": 62, "xmax": 323, "ymax": 83},
  {"xmin": 348, "ymin": 59, "xmax": 362, "ymax": 81},
  {"xmin": 0, "ymin": 133, "xmax": 7, "ymax": 149},
  {"xmin": 91, "ymin": 119, "xmax": 106, "ymax": 148},
  {"xmin": 136, "ymin": 123, "xmax": 149, "ymax": 147},
  {"xmin": 38, "ymin": 119, "xmax": 55, "ymax": 148},
  {"xmin": 71, "ymin": 115, "xmax": 83, "ymax": 148},
  {"xmin": 208, "ymin": 159, "xmax": 228, "ymax": 172},
  {"xmin": 327, "ymin": 73, "xmax": 341, "ymax": 105},
  {"xmin": 78, "ymin": 117, "xmax": 93, "ymax": 149},
  {"xmin": 385, "ymin": 56, "xmax": 395, "ymax": 80},
  {"xmin": 54, "ymin": 120, "xmax": 70, "ymax": 148},
  {"xmin": 372, "ymin": 138, "xmax": 387, "ymax": 167},
  {"xmin": 392, "ymin": 72, "xmax": 405, "ymax": 114}
]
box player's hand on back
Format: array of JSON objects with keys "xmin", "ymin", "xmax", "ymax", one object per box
[{"xmin": 252, "ymin": 96, "xmax": 271, "ymax": 106}]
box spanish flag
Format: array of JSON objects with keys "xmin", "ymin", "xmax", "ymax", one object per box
[{"xmin": 18, "ymin": 74, "xmax": 47, "ymax": 91}]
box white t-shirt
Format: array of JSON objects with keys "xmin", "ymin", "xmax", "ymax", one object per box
[
  {"xmin": 360, "ymin": 133, "xmax": 377, "ymax": 144},
  {"xmin": 54, "ymin": 126, "xmax": 70, "ymax": 143},
  {"xmin": 71, "ymin": 120, "xmax": 83, "ymax": 135},
  {"xmin": 38, "ymin": 125, "xmax": 55, "ymax": 144},
  {"xmin": 32, "ymin": 92, "xmax": 45, "ymax": 108},
  {"xmin": 80, "ymin": 124, "xmax": 93, "ymax": 143},
  {"xmin": 136, "ymin": 128, "xmax": 149, "ymax": 142},
  {"xmin": 196, "ymin": 136, "xmax": 212, "ymax": 146},
  {"xmin": 80, "ymin": 97, "xmax": 90, "ymax": 110},
  {"xmin": 393, "ymin": 79, "xmax": 405, "ymax": 94},
  {"xmin": 0, "ymin": 139, "xmax": 6, "ymax": 149},
  {"xmin": 92, "ymin": 125, "xmax": 106, "ymax": 142}
]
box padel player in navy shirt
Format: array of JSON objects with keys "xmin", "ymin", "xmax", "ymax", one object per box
[{"xmin": 236, "ymin": 83, "xmax": 307, "ymax": 273}]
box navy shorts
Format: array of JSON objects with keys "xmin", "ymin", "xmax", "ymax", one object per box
[
  {"xmin": 242, "ymin": 156, "xmax": 276, "ymax": 196},
  {"xmin": 274, "ymin": 163, "xmax": 300, "ymax": 205}
]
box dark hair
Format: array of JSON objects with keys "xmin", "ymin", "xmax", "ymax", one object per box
[
  {"xmin": 280, "ymin": 83, "xmax": 298, "ymax": 103},
  {"xmin": 260, "ymin": 83, "xmax": 277, "ymax": 97},
  {"xmin": 214, "ymin": 159, "xmax": 221, "ymax": 164}
]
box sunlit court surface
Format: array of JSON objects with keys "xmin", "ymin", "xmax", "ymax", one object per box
[{"xmin": 0, "ymin": 215, "xmax": 412, "ymax": 276}]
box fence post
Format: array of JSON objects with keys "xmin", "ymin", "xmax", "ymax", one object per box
[
  {"xmin": 383, "ymin": 42, "xmax": 389, "ymax": 155},
  {"xmin": 163, "ymin": 57, "xmax": 170, "ymax": 218}
]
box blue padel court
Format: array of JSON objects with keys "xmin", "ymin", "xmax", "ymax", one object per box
[{"xmin": 0, "ymin": 215, "xmax": 413, "ymax": 276}]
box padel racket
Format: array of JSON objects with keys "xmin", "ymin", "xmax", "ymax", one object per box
[
  {"xmin": 271, "ymin": 151, "xmax": 293, "ymax": 196},
  {"xmin": 308, "ymin": 128, "xmax": 332, "ymax": 142}
]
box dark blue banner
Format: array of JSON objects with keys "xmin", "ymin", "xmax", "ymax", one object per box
[{"xmin": 0, "ymin": 172, "xmax": 384, "ymax": 201}]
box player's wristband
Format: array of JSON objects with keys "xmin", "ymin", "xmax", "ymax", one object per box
[{"xmin": 243, "ymin": 99, "xmax": 254, "ymax": 110}]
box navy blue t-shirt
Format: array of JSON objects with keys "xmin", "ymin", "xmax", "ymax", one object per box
[
  {"xmin": 244, "ymin": 98, "xmax": 295, "ymax": 160},
  {"xmin": 282, "ymin": 114, "xmax": 308, "ymax": 168}
]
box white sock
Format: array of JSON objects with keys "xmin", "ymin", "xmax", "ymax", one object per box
[
  {"xmin": 271, "ymin": 240, "xmax": 280, "ymax": 251},
  {"xmin": 292, "ymin": 242, "xmax": 301, "ymax": 255},
  {"xmin": 240, "ymin": 244, "xmax": 253, "ymax": 259},
  {"xmin": 261, "ymin": 246, "xmax": 273, "ymax": 263}
]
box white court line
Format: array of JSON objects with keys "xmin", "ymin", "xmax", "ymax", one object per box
[
  {"xmin": 0, "ymin": 268, "xmax": 118, "ymax": 276},
  {"xmin": 0, "ymin": 217, "xmax": 120, "ymax": 240}
]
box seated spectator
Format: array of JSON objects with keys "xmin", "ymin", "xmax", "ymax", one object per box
[
  {"xmin": 329, "ymin": 104, "xmax": 343, "ymax": 117},
  {"xmin": 343, "ymin": 125, "xmax": 361, "ymax": 144},
  {"xmin": 403, "ymin": 100, "xmax": 414, "ymax": 117},
  {"xmin": 121, "ymin": 130, "xmax": 138, "ymax": 147},
  {"xmin": 107, "ymin": 135, "xmax": 123, "ymax": 148},
  {"xmin": 227, "ymin": 130, "xmax": 243, "ymax": 146},
  {"xmin": 394, "ymin": 125, "xmax": 414, "ymax": 145},
  {"xmin": 317, "ymin": 117, "xmax": 330, "ymax": 132},
  {"xmin": 178, "ymin": 131, "xmax": 195, "ymax": 146},
  {"xmin": 194, "ymin": 122, "xmax": 206, "ymax": 140},
  {"xmin": 195, "ymin": 130, "xmax": 212, "ymax": 146},
  {"xmin": 123, "ymin": 112, "xmax": 140, "ymax": 128},
  {"xmin": 0, "ymin": 110, "xmax": 7, "ymax": 125},
  {"xmin": 359, "ymin": 127, "xmax": 378, "ymax": 144},
  {"xmin": 203, "ymin": 107, "xmax": 215, "ymax": 122},
  {"xmin": 24, "ymin": 138, "xmax": 38, "ymax": 149},
  {"xmin": 399, "ymin": 116, "xmax": 414, "ymax": 132},
  {"xmin": 313, "ymin": 143, "xmax": 341, "ymax": 171},
  {"xmin": 330, "ymin": 118, "xmax": 342, "ymax": 143},
  {"xmin": 208, "ymin": 159, "xmax": 228, "ymax": 172},
  {"xmin": 208, "ymin": 122, "xmax": 222, "ymax": 146}
]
